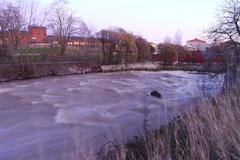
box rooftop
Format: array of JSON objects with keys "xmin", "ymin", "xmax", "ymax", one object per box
[
  {"xmin": 187, "ymin": 38, "xmax": 206, "ymax": 43},
  {"xmin": 28, "ymin": 26, "xmax": 47, "ymax": 30}
]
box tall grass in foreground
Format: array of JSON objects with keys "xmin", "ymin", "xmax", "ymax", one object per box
[{"xmin": 97, "ymin": 87, "xmax": 240, "ymax": 160}]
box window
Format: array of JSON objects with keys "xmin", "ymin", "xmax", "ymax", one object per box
[
  {"xmin": 74, "ymin": 42, "xmax": 79, "ymax": 45},
  {"xmin": 31, "ymin": 36, "xmax": 37, "ymax": 43}
]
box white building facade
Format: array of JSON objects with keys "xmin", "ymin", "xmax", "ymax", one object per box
[
  {"xmin": 150, "ymin": 42, "xmax": 159, "ymax": 55},
  {"xmin": 186, "ymin": 38, "xmax": 207, "ymax": 51}
]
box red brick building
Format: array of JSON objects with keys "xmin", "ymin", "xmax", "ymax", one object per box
[
  {"xmin": 0, "ymin": 26, "xmax": 103, "ymax": 54},
  {"xmin": 0, "ymin": 26, "xmax": 47, "ymax": 47},
  {"xmin": 18, "ymin": 31, "xmax": 30, "ymax": 46},
  {"xmin": 28, "ymin": 26, "xmax": 47, "ymax": 44}
]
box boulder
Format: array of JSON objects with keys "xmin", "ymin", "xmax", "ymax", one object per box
[{"xmin": 150, "ymin": 91, "xmax": 162, "ymax": 99}]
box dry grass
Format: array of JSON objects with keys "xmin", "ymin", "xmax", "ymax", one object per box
[{"xmin": 97, "ymin": 86, "xmax": 240, "ymax": 160}]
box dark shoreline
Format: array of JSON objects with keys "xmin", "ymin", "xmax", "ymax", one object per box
[{"xmin": 0, "ymin": 62, "xmax": 226, "ymax": 82}]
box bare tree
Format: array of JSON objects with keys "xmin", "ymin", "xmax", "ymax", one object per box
[
  {"xmin": 0, "ymin": 1, "xmax": 7, "ymax": 48},
  {"xmin": 173, "ymin": 29, "xmax": 183, "ymax": 63},
  {"xmin": 48, "ymin": 0, "xmax": 86, "ymax": 55},
  {"xmin": 77, "ymin": 21, "xmax": 91, "ymax": 37},
  {"xmin": 173, "ymin": 29, "xmax": 183, "ymax": 45},
  {"xmin": 26, "ymin": 0, "xmax": 38, "ymax": 26},
  {"xmin": 4, "ymin": 0, "xmax": 48, "ymax": 28},
  {"xmin": 209, "ymin": 0, "xmax": 240, "ymax": 89},
  {"xmin": 0, "ymin": 2, "xmax": 24, "ymax": 51},
  {"xmin": 163, "ymin": 36, "xmax": 172, "ymax": 44},
  {"xmin": 0, "ymin": 1, "xmax": 32, "ymax": 77},
  {"xmin": 209, "ymin": 0, "xmax": 240, "ymax": 53}
]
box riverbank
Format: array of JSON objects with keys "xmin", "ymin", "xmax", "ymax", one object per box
[
  {"xmin": 98, "ymin": 87, "xmax": 240, "ymax": 160},
  {"xmin": 0, "ymin": 62, "xmax": 226, "ymax": 82},
  {"xmin": 0, "ymin": 62, "xmax": 101, "ymax": 82},
  {"xmin": 101, "ymin": 62, "xmax": 226, "ymax": 73}
]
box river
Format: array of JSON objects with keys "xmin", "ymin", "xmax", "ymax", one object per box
[{"xmin": 0, "ymin": 71, "xmax": 224, "ymax": 160}]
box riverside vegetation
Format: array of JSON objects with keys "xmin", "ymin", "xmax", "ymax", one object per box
[{"xmin": 97, "ymin": 86, "xmax": 240, "ymax": 160}]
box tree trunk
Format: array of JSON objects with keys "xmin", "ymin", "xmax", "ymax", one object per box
[
  {"xmin": 60, "ymin": 44, "xmax": 66, "ymax": 55},
  {"xmin": 60, "ymin": 48, "xmax": 65, "ymax": 55}
]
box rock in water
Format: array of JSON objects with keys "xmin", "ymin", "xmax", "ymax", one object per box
[{"xmin": 150, "ymin": 91, "xmax": 162, "ymax": 99}]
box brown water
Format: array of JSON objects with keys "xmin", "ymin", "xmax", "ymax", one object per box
[{"xmin": 0, "ymin": 71, "xmax": 224, "ymax": 160}]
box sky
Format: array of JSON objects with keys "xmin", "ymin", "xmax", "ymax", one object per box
[{"xmin": 40, "ymin": 0, "xmax": 222, "ymax": 44}]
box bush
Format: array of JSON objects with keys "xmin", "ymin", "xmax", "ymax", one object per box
[{"xmin": 18, "ymin": 64, "xmax": 35, "ymax": 79}]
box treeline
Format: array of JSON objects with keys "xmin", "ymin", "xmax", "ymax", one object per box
[
  {"xmin": 97, "ymin": 28, "xmax": 154, "ymax": 64},
  {"xmin": 0, "ymin": 0, "xmax": 92, "ymax": 55},
  {"xmin": 0, "ymin": 0, "xmax": 228, "ymax": 66},
  {"xmin": 153, "ymin": 36, "xmax": 232, "ymax": 65},
  {"xmin": 0, "ymin": 0, "xmax": 154, "ymax": 65},
  {"xmin": 153, "ymin": 43, "xmax": 205, "ymax": 65}
]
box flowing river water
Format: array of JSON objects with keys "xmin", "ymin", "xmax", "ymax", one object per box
[{"xmin": 0, "ymin": 71, "xmax": 224, "ymax": 160}]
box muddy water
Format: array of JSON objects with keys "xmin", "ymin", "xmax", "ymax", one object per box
[{"xmin": 0, "ymin": 71, "xmax": 224, "ymax": 159}]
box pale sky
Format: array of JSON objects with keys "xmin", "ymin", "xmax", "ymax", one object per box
[{"xmin": 41, "ymin": 0, "xmax": 222, "ymax": 44}]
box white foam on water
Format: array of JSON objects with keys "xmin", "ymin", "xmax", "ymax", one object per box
[
  {"xmin": 0, "ymin": 88, "xmax": 12, "ymax": 93},
  {"xmin": 54, "ymin": 106, "xmax": 121, "ymax": 125},
  {"xmin": 0, "ymin": 71, "xmax": 225, "ymax": 159},
  {"xmin": 110, "ymin": 87, "xmax": 133, "ymax": 94}
]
